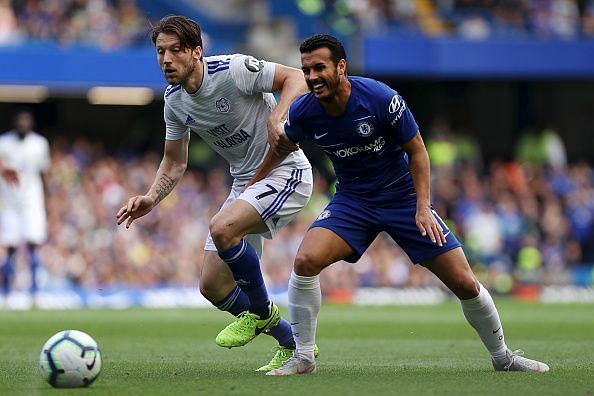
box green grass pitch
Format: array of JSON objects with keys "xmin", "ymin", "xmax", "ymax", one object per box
[{"xmin": 0, "ymin": 300, "xmax": 592, "ymax": 395}]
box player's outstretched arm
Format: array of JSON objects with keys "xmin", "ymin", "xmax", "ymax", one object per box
[
  {"xmin": 116, "ymin": 133, "xmax": 189, "ymax": 228},
  {"xmin": 246, "ymin": 133, "xmax": 294, "ymax": 189},
  {"xmin": 401, "ymin": 131, "xmax": 446, "ymax": 246},
  {"xmin": 267, "ymin": 64, "xmax": 307, "ymax": 155}
]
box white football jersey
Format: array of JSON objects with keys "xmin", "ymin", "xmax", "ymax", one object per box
[{"xmin": 163, "ymin": 54, "xmax": 310, "ymax": 183}]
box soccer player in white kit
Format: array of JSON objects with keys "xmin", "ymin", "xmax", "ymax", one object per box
[
  {"xmin": 116, "ymin": 16, "xmax": 314, "ymax": 371},
  {"xmin": 0, "ymin": 109, "xmax": 50, "ymax": 297}
]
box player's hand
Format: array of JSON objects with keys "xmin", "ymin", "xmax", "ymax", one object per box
[
  {"xmin": 0, "ymin": 166, "xmax": 19, "ymax": 186},
  {"xmin": 267, "ymin": 120, "xmax": 298, "ymax": 155},
  {"xmin": 415, "ymin": 206, "xmax": 446, "ymax": 247},
  {"xmin": 116, "ymin": 195, "xmax": 155, "ymax": 229}
]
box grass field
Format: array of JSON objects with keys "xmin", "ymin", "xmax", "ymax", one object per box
[{"xmin": 0, "ymin": 300, "xmax": 592, "ymax": 395}]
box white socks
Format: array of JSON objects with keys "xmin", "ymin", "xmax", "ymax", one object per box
[
  {"xmin": 288, "ymin": 276, "xmax": 508, "ymax": 363},
  {"xmin": 288, "ymin": 271, "xmax": 321, "ymax": 361},
  {"xmin": 460, "ymin": 283, "xmax": 508, "ymax": 361}
]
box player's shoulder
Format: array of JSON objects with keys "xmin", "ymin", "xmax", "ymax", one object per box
[
  {"xmin": 205, "ymin": 53, "xmax": 234, "ymax": 74},
  {"xmin": 163, "ymin": 84, "xmax": 182, "ymax": 101},
  {"xmin": 351, "ymin": 76, "xmax": 396, "ymax": 98},
  {"xmin": 289, "ymin": 92, "xmax": 317, "ymax": 121},
  {"xmin": 351, "ymin": 76, "xmax": 403, "ymax": 118},
  {"xmin": 228, "ymin": 53, "xmax": 270, "ymax": 76}
]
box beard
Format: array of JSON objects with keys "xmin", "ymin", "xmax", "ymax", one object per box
[
  {"xmin": 166, "ymin": 58, "xmax": 196, "ymax": 85},
  {"xmin": 309, "ymin": 72, "xmax": 340, "ymax": 102}
]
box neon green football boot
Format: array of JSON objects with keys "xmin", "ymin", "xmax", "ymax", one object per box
[
  {"xmin": 256, "ymin": 344, "xmax": 320, "ymax": 372},
  {"xmin": 215, "ymin": 303, "xmax": 280, "ymax": 348}
]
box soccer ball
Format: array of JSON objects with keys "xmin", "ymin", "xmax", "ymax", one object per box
[{"xmin": 39, "ymin": 330, "xmax": 102, "ymax": 388}]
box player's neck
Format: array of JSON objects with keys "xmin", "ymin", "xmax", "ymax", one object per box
[
  {"xmin": 320, "ymin": 79, "xmax": 351, "ymax": 116},
  {"xmin": 182, "ymin": 60, "xmax": 205, "ymax": 94}
]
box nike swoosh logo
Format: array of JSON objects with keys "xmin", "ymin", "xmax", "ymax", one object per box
[
  {"xmin": 255, "ymin": 314, "xmax": 277, "ymax": 335},
  {"xmin": 314, "ymin": 132, "xmax": 328, "ymax": 139},
  {"xmin": 86, "ymin": 354, "xmax": 97, "ymax": 370},
  {"xmin": 290, "ymin": 322, "xmax": 300, "ymax": 326},
  {"xmin": 492, "ymin": 326, "xmax": 501, "ymax": 334}
]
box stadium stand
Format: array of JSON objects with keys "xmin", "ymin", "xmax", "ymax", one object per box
[{"xmin": 0, "ymin": 0, "xmax": 592, "ymax": 299}]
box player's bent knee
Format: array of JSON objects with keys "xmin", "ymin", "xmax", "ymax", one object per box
[
  {"xmin": 294, "ymin": 252, "xmax": 324, "ymax": 277},
  {"xmin": 199, "ymin": 278, "xmax": 229, "ymax": 303},
  {"xmin": 209, "ymin": 217, "xmax": 236, "ymax": 250},
  {"xmin": 453, "ymin": 276, "xmax": 480, "ymax": 300},
  {"xmin": 198, "ymin": 281, "xmax": 215, "ymax": 302}
]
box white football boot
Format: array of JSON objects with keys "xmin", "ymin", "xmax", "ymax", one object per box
[
  {"xmin": 266, "ymin": 354, "xmax": 317, "ymax": 376},
  {"xmin": 492, "ymin": 349, "xmax": 549, "ymax": 372}
]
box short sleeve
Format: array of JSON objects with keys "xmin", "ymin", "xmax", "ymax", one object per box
[
  {"xmin": 164, "ymin": 101, "xmax": 189, "ymax": 140},
  {"xmin": 230, "ymin": 54, "xmax": 275, "ymax": 95},
  {"xmin": 375, "ymin": 82, "xmax": 419, "ymax": 145},
  {"xmin": 284, "ymin": 104, "xmax": 307, "ymax": 143}
]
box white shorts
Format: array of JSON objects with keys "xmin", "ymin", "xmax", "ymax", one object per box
[
  {"xmin": 204, "ymin": 165, "xmax": 313, "ymax": 255},
  {"xmin": 0, "ymin": 203, "xmax": 47, "ymax": 246}
]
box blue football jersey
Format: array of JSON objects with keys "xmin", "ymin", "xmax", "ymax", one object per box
[{"xmin": 285, "ymin": 76, "xmax": 419, "ymax": 196}]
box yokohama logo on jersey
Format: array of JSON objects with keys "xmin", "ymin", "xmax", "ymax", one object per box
[{"xmin": 332, "ymin": 136, "xmax": 386, "ymax": 158}]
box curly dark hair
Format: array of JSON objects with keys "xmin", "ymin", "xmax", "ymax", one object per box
[
  {"xmin": 299, "ymin": 34, "xmax": 346, "ymax": 65},
  {"xmin": 151, "ymin": 15, "xmax": 203, "ymax": 51}
]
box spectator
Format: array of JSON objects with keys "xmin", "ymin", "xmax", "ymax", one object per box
[{"xmin": 0, "ymin": 109, "xmax": 50, "ymax": 298}]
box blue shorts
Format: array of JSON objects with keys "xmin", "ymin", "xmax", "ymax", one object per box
[{"xmin": 310, "ymin": 191, "xmax": 462, "ymax": 264}]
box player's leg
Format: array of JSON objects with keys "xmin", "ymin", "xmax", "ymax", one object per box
[
  {"xmin": 212, "ymin": 167, "xmax": 312, "ymax": 349},
  {"xmin": 268, "ymin": 195, "xmax": 379, "ymax": 375},
  {"xmin": 387, "ymin": 202, "xmax": 549, "ymax": 372},
  {"xmin": 200, "ymin": 243, "xmax": 296, "ymax": 352},
  {"xmin": 290, "ymin": 227, "xmax": 353, "ymax": 354},
  {"xmin": 24, "ymin": 202, "xmax": 47, "ymax": 295},
  {"xmin": 1, "ymin": 209, "xmax": 20, "ymax": 296},
  {"xmin": 210, "ymin": 199, "xmax": 272, "ymax": 319},
  {"xmin": 267, "ymin": 226, "xmax": 356, "ymax": 376},
  {"xmin": 200, "ymin": 250, "xmax": 249, "ymax": 314},
  {"xmin": 423, "ymin": 248, "xmax": 549, "ymax": 372},
  {"xmin": 1, "ymin": 246, "xmax": 17, "ymax": 296},
  {"xmin": 25, "ymin": 243, "xmax": 41, "ymax": 294}
]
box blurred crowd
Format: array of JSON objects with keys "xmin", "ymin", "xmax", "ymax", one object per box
[
  {"xmin": 298, "ymin": 0, "xmax": 594, "ymax": 39},
  {"xmin": 3, "ymin": 124, "xmax": 593, "ymax": 295},
  {"xmin": 0, "ymin": 0, "xmax": 149, "ymax": 49},
  {"xmin": 2, "ymin": 0, "xmax": 594, "ymax": 50}
]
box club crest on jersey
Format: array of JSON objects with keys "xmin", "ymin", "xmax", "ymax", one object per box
[
  {"xmin": 356, "ymin": 121, "xmax": 374, "ymax": 137},
  {"xmin": 317, "ymin": 210, "xmax": 331, "ymax": 221},
  {"xmin": 216, "ymin": 98, "xmax": 230, "ymax": 113}
]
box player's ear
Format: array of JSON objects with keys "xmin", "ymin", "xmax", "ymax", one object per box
[
  {"xmin": 337, "ymin": 59, "xmax": 347, "ymax": 77},
  {"xmin": 193, "ymin": 46, "xmax": 203, "ymax": 61}
]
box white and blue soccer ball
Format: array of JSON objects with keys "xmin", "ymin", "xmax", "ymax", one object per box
[{"xmin": 39, "ymin": 330, "xmax": 102, "ymax": 388}]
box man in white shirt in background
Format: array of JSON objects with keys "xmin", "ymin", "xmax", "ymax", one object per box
[{"xmin": 0, "ymin": 109, "xmax": 50, "ymax": 302}]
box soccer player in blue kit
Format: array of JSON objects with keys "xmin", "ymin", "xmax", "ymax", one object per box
[{"xmin": 250, "ymin": 34, "xmax": 550, "ymax": 375}]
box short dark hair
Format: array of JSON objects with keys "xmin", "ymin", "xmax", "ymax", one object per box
[
  {"xmin": 299, "ymin": 34, "xmax": 346, "ymax": 65},
  {"xmin": 151, "ymin": 15, "xmax": 203, "ymax": 51}
]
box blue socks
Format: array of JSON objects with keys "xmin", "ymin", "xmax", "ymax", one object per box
[
  {"xmin": 215, "ymin": 285, "xmax": 250, "ymax": 316},
  {"xmin": 216, "ymin": 240, "xmax": 296, "ymax": 348},
  {"xmin": 218, "ymin": 240, "xmax": 270, "ymax": 318},
  {"xmin": 267, "ymin": 318, "xmax": 296, "ymax": 349}
]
